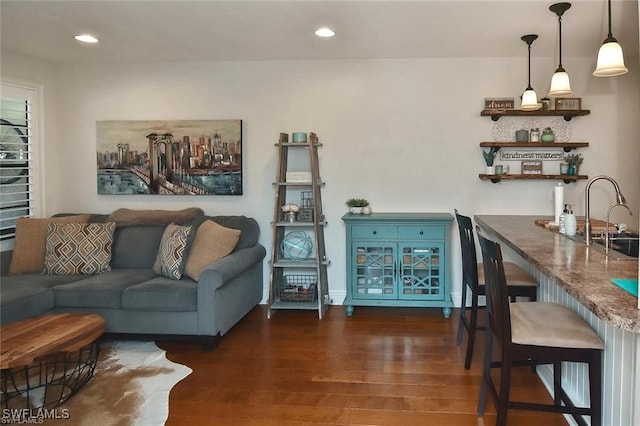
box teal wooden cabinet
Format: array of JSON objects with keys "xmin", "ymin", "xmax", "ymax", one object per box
[{"xmin": 342, "ymin": 213, "xmax": 454, "ymax": 318}]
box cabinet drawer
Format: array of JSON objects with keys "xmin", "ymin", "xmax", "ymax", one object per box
[
  {"xmin": 398, "ymin": 225, "xmax": 444, "ymax": 240},
  {"xmin": 351, "ymin": 225, "xmax": 397, "ymax": 240}
]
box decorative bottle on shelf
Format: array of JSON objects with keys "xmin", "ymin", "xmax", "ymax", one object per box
[
  {"xmin": 530, "ymin": 128, "xmax": 540, "ymax": 142},
  {"xmin": 564, "ymin": 205, "xmax": 577, "ymax": 237}
]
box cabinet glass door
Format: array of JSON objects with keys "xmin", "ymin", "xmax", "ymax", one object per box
[
  {"xmin": 399, "ymin": 243, "xmax": 443, "ymax": 300},
  {"xmin": 352, "ymin": 242, "xmax": 396, "ymax": 298}
]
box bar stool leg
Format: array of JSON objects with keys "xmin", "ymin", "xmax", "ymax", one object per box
[
  {"xmin": 464, "ymin": 290, "xmax": 480, "ymax": 369},
  {"xmin": 497, "ymin": 351, "xmax": 511, "ymax": 426},
  {"xmin": 589, "ymin": 354, "xmax": 602, "ymax": 426},
  {"xmin": 553, "ymin": 361, "xmax": 562, "ymax": 406},
  {"xmin": 477, "ymin": 320, "xmax": 492, "ymax": 416},
  {"xmin": 456, "ymin": 283, "xmax": 468, "ymax": 346}
]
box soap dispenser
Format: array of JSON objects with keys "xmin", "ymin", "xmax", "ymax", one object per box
[
  {"xmin": 559, "ymin": 204, "xmax": 569, "ymax": 234},
  {"xmin": 565, "ymin": 205, "xmax": 577, "ymax": 237}
]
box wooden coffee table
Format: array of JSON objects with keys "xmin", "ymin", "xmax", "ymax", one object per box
[{"xmin": 1, "ymin": 313, "xmax": 105, "ymax": 409}]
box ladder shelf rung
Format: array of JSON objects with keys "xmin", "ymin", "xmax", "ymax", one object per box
[
  {"xmin": 274, "ymin": 142, "xmax": 323, "ymax": 147},
  {"xmin": 270, "ymin": 301, "xmax": 319, "ymax": 311},
  {"xmin": 273, "ymin": 182, "xmax": 325, "ymax": 186},
  {"xmin": 272, "ymin": 221, "xmax": 327, "ymax": 227},
  {"xmin": 272, "ymin": 259, "xmax": 330, "ymax": 267}
]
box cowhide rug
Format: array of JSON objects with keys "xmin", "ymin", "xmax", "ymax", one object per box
[{"xmin": 42, "ymin": 340, "xmax": 191, "ymax": 425}]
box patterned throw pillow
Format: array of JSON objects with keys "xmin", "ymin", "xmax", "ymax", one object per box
[
  {"xmin": 153, "ymin": 224, "xmax": 193, "ymax": 280},
  {"xmin": 43, "ymin": 222, "xmax": 116, "ymax": 275}
]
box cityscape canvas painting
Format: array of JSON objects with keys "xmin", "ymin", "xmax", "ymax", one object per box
[{"xmin": 96, "ymin": 120, "xmax": 242, "ymax": 195}]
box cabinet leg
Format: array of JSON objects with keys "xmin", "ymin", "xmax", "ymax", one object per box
[
  {"xmin": 442, "ymin": 307, "xmax": 451, "ymax": 319},
  {"xmin": 345, "ymin": 305, "xmax": 354, "ymax": 317}
]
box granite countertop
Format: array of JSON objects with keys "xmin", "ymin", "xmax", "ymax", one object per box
[{"xmin": 475, "ymin": 215, "xmax": 640, "ymax": 334}]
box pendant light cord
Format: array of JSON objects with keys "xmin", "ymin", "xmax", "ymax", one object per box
[
  {"xmin": 606, "ymin": 0, "xmax": 613, "ymax": 39},
  {"xmin": 521, "ymin": 34, "xmax": 537, "ymax": 91},
  {"xmin": 558, "ymin": 15, "xmax": 563, "ymax": 69},
  {"xmin": 527, "ymin": 42, "xmax": 532, "ymax": 90}
]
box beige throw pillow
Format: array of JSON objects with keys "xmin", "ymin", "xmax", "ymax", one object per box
[
  {"xmin": 9, "ymin": 215, "xmax": 91, "ymax": 274},
  {"xmin": 184, "ymin": 220, "xmax": 241, "ymax": 281}
]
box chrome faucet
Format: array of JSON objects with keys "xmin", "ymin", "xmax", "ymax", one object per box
[
  {"xmin": 604, "ymin": 203, "xmax": 633, "ymax": 253},
  {"xmin": 584, "ymin": 175, "xmax": 628, "ymax": 246}
]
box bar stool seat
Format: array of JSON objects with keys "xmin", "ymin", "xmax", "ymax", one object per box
[
  {"xmin": 455, "ymin": 209, "xmax": 538, "ymax": 369},
  {"xmin": 510, "ymin": 302, "xmax": 604, "ymax": 349},
  {"xmin": 478, "ymin": 263, "xmax": 537, "ymax": 288}
]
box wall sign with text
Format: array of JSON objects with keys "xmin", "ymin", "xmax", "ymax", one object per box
[
  {"xmin": 521, "ymin": 161, "xmax": 544, "ymax": 174},
  {"xmin": 499, "ymin": 149, "xmax": 564, "ymax": 161}
]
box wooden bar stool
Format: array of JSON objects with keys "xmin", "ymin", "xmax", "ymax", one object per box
[
  {"xmin": 454, "ymin": 210, "xmax": 537, "ymax": 369},
  {"xmin": 476, "ymin": 232, "xmax": 603, "ymax": 426}
]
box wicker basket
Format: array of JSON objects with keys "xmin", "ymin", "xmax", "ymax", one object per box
[{"xmin": 279, "ymin": 275, "xmax": 317, "ymax": 303}]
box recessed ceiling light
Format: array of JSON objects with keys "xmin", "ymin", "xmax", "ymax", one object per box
[
  {"xmin": 74, "ymin": 34, "xmax": 99, "ymax": 43},
  {"xmin": 315, "ymin": 28, "xmax": 335, "ymax": 38}
]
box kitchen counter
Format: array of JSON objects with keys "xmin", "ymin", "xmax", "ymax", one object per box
[{"xmin": 475, "ymin": 215, "xmax": 639, "ymax": 333}]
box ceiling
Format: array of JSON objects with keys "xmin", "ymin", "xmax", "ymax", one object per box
[{"xmin": 1, "ymin": 0, "xmax": 638, "ymax": 65}]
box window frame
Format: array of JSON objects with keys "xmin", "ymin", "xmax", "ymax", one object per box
[{"xmin": 0, "ymin": 82, "xmax": 42, "ymax": 251}]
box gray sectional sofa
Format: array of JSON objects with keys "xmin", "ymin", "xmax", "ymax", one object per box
[{"xmin": 0, "ymin": 209, "xmax": 266, "ymax": 348}]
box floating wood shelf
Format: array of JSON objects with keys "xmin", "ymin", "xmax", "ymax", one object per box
[
  {"xmin": 480, "ymin": 141, "xmax": 589, "ymax": 153},
  {"xmin": 481, "ymin": 109, "xmax": 591, "ymax": 122},
  {"xmin": 479, "ymin": 173, "xmax": 588, "ymax": 184}
]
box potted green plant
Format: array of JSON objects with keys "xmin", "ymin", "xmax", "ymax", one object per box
[
  {"xmin": 563, "ymin": 153, "xmax": 583, "ymax": 175},
  {"xmin": 483, "ymin": 147, "xmax": 498, "ymax": 174},
  {"xmin": 346, "ymin": 198, "xmax": 371, "ymax": 215}
]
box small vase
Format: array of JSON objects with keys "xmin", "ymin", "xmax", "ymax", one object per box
[
  {"xmin": 485, "ymin": 166, "xmax": 495, "ymax": 175},
  {"xmin": 559, "ymin": 162, "xmax": 569, "ymax": 174},
  {"xmin": 541, "ymin": 132, "xmax": 555, "ymax": 143},
  {"xmin": 362, "ymin": 205, "xmax": 372, "ymax": 215}
]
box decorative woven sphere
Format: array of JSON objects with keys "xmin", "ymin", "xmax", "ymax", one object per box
[{"xmin": 281, "ymin": 231, "xmax": 312, "ymax": 261}]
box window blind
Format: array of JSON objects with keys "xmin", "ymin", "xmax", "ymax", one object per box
[{"xmin": 0, "ymin": 90, "xmax": 34, "ymax": 241}]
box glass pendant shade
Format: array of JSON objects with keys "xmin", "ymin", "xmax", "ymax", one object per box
[
  {"xmin": 520, "ymin": 88, "xmax": 539, "ymax": 111},
  {"xmin": 549, "ymin": 70, "xmax": 572, "ymax": 96},
  {"xmin": 593, "ymin": 41, "xmax": 628, "ymax": 76},
  {"xmin": 593, "ymin": 0, "xmax": 628, "ymax": 77}
]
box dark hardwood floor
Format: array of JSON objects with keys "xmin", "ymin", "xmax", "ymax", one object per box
[{"xmin": 160, "ymin": 305, "xmax": 568, "ymax": 425}]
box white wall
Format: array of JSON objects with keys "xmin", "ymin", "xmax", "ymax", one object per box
[{"xmin": 2, "ymin": 50, "xmax": 639, "ymax": 307}]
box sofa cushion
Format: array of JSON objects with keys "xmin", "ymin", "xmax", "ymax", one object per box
[
  {"xmin": 53, "ymin": 269, "xmax": 158, "ymax": 309},
  {"xmin": 108, "ymin": 207, "xmax": 204, "ymax": 226},
  {"xmin": 0, "ymin": 274, "xmax": 85, "ymax": 325},
  {"xmin": 111, "ymin": 224, "xmax": 166, "ymax": 269},
  {"xmin": 121, "ymin": 276, "xmax": 197, "ymax": 312},
  {"xmin": 9, "ymin": 214, "xmax": 91, "ymax": 274},
  {"xmin": 153, "ymin": 224, "xmax": 193, "ymax": 279},
  {"xmin": 0, "ymin": 283, "xmax": 54, "ymax": 325},
  {"xmin": 43, "ymin": 222, "xmax": 116, "ymax": 275},
  {"xmin": 184, "ymin": 220, "xmax": 241, "ymax": 281}
]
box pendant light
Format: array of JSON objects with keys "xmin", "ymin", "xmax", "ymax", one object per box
[
  {"xmin": 548, "ymin": 3, "xmax": 572, "ymax": 96},
  {"xmin": 520, "ymin": 34, "xmax": 540, "ymax": 111},
  {"xmin": 593, "ymin": 0, "xmax": 628, "ymax": 76}
]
